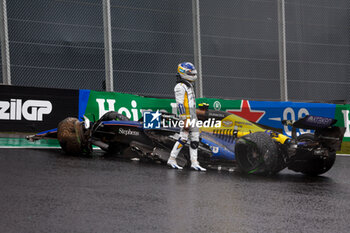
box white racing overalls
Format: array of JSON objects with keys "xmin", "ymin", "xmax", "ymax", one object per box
[{"xmin": 169, "ymin": 81, "xmax": 200, "ymax": 164}]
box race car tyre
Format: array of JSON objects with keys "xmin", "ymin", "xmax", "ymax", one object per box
[
  {"xmin": 235, "ymin": 132, "xmax": 280, "ymax": 175},
  {"xmin": 290, "ymin": 133, "xmax": 336, "ymax": 176},
  {"xmin": 57, "ymin": 117, "xmax": 91, "ymax": 155}
]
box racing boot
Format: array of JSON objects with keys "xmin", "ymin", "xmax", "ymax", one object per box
[
  {"xmin": 191, "ymin": 161, "xmax": 206, "ymax": 171},
  {"xmin": 167, "ymin": 156, "xmax": 183, "ymax": 170},
  {"xmin": 167, "ymin": 141, "xmax": 184, "ymax": 170},
  {"xmin": 189, "ymin": 142, "xmax": 206, "ymax": 172}
]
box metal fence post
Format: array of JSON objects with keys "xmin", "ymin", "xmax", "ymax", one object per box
[
  {"xmin": 0, "ymin": 0, "xmax": 11, "ymax": 85},
  {"xmin": 277, "ymin": 0, "xmax": 288, "ymax": 101},
  {"xmin": 192, "ymin": 0, "xmax": 203, "ymax": 98},
  {"xmin": 102, "ymin": 0, "xmax": 113, "ymax": 92}
]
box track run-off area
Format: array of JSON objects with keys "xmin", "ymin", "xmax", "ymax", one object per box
[{"xmin": 1, "ymin": 137, "xmax": 350, "ymax": 232}]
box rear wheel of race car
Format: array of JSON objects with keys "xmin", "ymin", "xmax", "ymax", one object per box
[
  {"xmin": 57, "ymin": 117, "xmax": 91, "ymax": 155},
  {"xmin": 235, "ymin": 132, "xmax": 281, "ymax": 175},
  {"xmin": 293, "ymin": 133, "xmax": 336, "ymax": 176}
]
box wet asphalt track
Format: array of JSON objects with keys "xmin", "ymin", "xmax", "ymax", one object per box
[{"xmin": 1, "ymin": 149, "xmax": 350, "ymax": 233}]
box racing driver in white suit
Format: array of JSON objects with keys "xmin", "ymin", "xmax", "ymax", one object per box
[{"xmin": 167, "ymin": 62, "xmax": 206, "ymax": 171}]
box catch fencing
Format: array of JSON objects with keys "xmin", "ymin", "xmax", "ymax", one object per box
[{"xmin": 0, "ymin": 0, "xmax": 349, "ymax": 102}]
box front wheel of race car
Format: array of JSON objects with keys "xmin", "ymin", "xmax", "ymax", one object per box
[
  {"xmin": 235, "ymin": 132, "xmax": 283, "ymax": 175},
  {"xmin": 57, "ymin": 117, "xmax": 92, "ymax": 155}
]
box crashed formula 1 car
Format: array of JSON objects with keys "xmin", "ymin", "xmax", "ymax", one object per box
[{"xmin": 27, "ymin": 105, "xmax": 345, "ymax": 176}]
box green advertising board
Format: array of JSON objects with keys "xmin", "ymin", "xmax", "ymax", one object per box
[
  {"xmin": 82, "ymin": 91, "xmax": 175, "ymax": 121},
  {"xmin": 335, "ymin": 104, "xmax": 350, "ymax": 142}
]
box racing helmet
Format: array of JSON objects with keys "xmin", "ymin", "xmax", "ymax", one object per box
[{"xmin": 177, "ymin": 62, "xmax": 197, "ymax": 82}]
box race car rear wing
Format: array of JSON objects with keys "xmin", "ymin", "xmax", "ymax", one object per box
[
  {"xmin": 282, "ymin": 115, "xmax": 337, "ymax": 130},
  {"xmin": 282, "ymin": 115, "xmax": 345, "ymax": 151}
]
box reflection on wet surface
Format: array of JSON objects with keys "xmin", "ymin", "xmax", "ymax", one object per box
[{"xmin": 0, "ymin": 149, "xmax": 349, "ymax": 233}]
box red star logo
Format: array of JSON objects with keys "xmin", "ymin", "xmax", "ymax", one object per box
[{"xmin": 227, "ymin": 100, "xmax": 265, "ymax": 123}]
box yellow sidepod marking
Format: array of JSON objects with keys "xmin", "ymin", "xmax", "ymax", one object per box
[
  {"xmin": 201, "ymin": 114, "xmax": 264, "ymax": 134},
  {"xmin": 237, "ymin": 131, "xmax": 251, "ymax": 138},
  {"xmin": 199, "ymin": 113, "xmax": 291, "ymax": 143}
]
